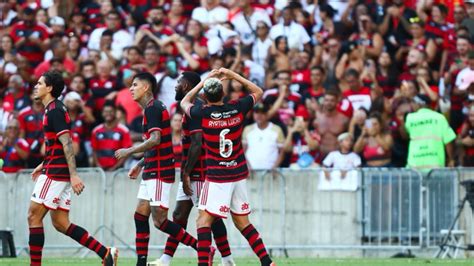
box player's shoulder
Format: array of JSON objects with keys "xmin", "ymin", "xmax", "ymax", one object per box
[{"xmin": 116, "ymin": 123, "xmax": 130, "ymax": 133}]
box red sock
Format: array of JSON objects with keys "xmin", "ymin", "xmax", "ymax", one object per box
[
  {"xmin": 29, "ymin": 227, "xmax": 44, "ymax": 266},
  {"xmin": 241, "ymin": 224, "xmax": 272, "ymax": 265},
  {"xmin": 134, "ymin": 212, "xmax": 150, "ymax": 266},
  {"xmin": 163, "ymin": 218, "xmax": 187, "ymax": 257},
  {"xmin": 211, "ymin": 219, "xmax": 231, "ymax": 257},
  {"xmin": 66, "ymin": 224, "xmax": 107, "ymax": 259},
  {"xmin": 159, "ymin": 219, "xmax": 197, "ymax": 250},
  {"xmin": 197, "ymin": 227, "xmax": 212, "ymax": 266}
]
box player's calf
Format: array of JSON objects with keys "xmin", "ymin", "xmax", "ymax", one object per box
[{"xmin": 233, "ymin": 215, "xmax": 272, "ymax": 266}]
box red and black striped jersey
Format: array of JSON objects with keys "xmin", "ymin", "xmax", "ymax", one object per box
[
  {"xmin": 91, "ymin": 123, "xmax": 132, "ymax": 169},
  {"xmin": 42, "ymin": 99, "xmax": 72, "ymax": 181},
  {"xmin": 18, "ymin": 106, "xmax": 44, "ymax": 148},
  {"xmin": 0, "ymin": 138, "xmax": 29, "ymax": 173},
  {"xmin": 187, "ymin": 94, "xmax": 256, "ymax": 183},
  {"xmin": 9, "ymin": 21, "xmax": 49, "ymax": 66},
  {"xmin": 181, "ymin": 99, "xmax": 206, "ymax": 182},
  {"xmin": 142, "ymin": 99, "xmax": 175, "ymax": 182}
]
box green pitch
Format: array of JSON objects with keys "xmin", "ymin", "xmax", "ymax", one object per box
[{"xmin": 1, "ymin": 258, "xmax": 473, "ymax": 266}]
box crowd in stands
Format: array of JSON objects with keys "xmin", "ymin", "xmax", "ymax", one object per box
[{"xmin": 1, "ymin": 0, "xmax": 474, "ymax": 173}]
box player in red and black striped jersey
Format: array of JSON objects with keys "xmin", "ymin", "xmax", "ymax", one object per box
[
  {"xmin": 181, "ymin": 68, "xmax": 275, "ymax": 266},
  {"xmin": 151, "ymin": 72, "xmax": 234, "ymax": 266},
  {"xmin": 28, "ymin": 71, "xmax": 118, "ymax": 266},
  {"xmin": 115, "ymin": 72, "xmax": 199, "ymax": 266}
]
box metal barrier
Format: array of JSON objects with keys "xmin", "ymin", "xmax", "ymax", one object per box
[
  {"xmin": 1, "ymin": 167, "xmax": 473, "ymax": 257},
  {"xmin": 361, "ymin": 168, "xmax": 423, "ymax": 249}
]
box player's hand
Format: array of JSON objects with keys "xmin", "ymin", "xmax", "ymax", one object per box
[
  {"xmin": 218, "ymin": 68, "xmax": 235, "ymax": 80},
  {"xmin": 128, "ymin": 164, "xmax": 143, "ymax": 179},
  {"xmin": 324, "ymin": 171, "xmax": 331, "ymax": 181},
  {"xmin": 182, "ymin": 172, "xmax": 193, "ymax": 196},
  {"xmin": 31, "ymin": 164, "xmax": 43, "ymax": 181},
  {"xmin": 71, "ymin": 174, "xmax": 85, "ymax": 195},
  {"xmin": 115, "ymin": 148, "xmax": 131, "ymax": 160},
  {"xmin": 341, "ymin": 170, "xmax": 347, "ymax": 179}
]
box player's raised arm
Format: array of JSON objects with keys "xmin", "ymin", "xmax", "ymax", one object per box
[
  {"xmin": 218, "ymin": 68, "xmax": 263, "ymax": 102},
  {"xmin": 180, "ymin": 69, "xmax": 220, "ymax": 115}
]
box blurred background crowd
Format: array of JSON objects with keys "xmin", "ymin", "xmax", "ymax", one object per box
[{"xmin": 1, "ymin": 0, "xmax": 474, "ymax": 173}]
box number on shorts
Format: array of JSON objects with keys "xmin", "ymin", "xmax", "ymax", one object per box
[{"xmin": 219, "ymin": 129, "xmax": 233, "ymax": 158}]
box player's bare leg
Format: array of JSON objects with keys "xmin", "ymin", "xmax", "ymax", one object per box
[
  {"xmin": 27, "ymin": 202, "xmax": 49, "ymax": 266},
  {"xmin": 50, "ymin": 209, "xmax": 118, "ymax": 266},
  {"xmin": 232, "ymin": 214, "xmax": 274, "ymax": 266},
  {"xmin": 135, "ymin": 200, "xmax": 152, "ymax": 266},
  {"xmin": 158, "ymin": 200, "xmax": 193, "ymax": 265}
]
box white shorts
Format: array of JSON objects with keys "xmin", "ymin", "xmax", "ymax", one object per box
[
  {"xmin": 137, "ymin": 179, "xmax": 172, "ymax": 209},
  {"xmin": 198, "ymin": 179, "xmax": 251, "ymax": 219},
  {"xmin": 176, "ymin": 181, "xmax": 204, "ymax": 206},
  {"xmin": 31, "ymin": 174, "xmax": 72, "ymax": 211}
]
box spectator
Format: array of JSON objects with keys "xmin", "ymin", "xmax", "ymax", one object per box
[
  {"xmin": 0, "ymin": 94, "xmax": 13, "ymax": 136},
  {"xmin": 141, "ymin": 46, "xmax": 162, "ymax": 75},
  {"xmin": 350, "ymin": 14, "xmax": 384, "ymax": 58},
  {"xmin": 0, "ymin": 119, "xmax": 29, "ymax": 173},
  {"xmin": 3, "ymin": 74, "xmax": 31, "ymax": 114},
  {"xmin": 348, "ymin": 108, "xmax": 369, "ymax": 143},
  {"xmin": 135, "ymin": 6, "xmax": 175, "ymax": 50},
  {"xmin": 404, "ymin": 95, "xmax": 456, "ymax": 169},
  {"xmin": 269, "ymin": 6, "xmax": 311, "ymax": 51},
  {"xmin": 0, "ymin": 2, "xmax": 18, "ymax": 32},
  {"xmin": 18, "ymin": 96, "xmax": 44, "ymax": 168},
  {"xmin": 34, "ymin": 39, "xmax": 76, "ymax": 79},
  {"xmin": 81, "ymin": 0, "xmax": 102, "ymax": 28},
  {"xmin": 252, "ymin": 21, "xmax": 272, "ymax": 68},
  {"xmin": 354, "ymin": 112, "xmax": 393, "ymax": 167},
  {"xmin": 66, "ymin": 11, "xmax": 92, "ymax": 45},
  {"xmin": 395, "ymin": 18, "xmax": 436, "ymax": 64},
  {"xmin": 266, "ymin": 36, "xmax": 291, "ymax": 77},
  {"xmin": 243, "ymin": 103, "xmax": 285, "ymax": 170},
  {"xmin": 66, "ymin": 34, "xmax": 89, "ymax": 64},
  {"xmin": 49, "ymin": 16, "xmax": 66, "ymax": 39},
  {"xmin": 389, "ymin": 97, "xmax": 413, "ymax": 167},
  {"xmin": 458, "ymin": 106, "xmax": 474, "ymax": 166},
  {"xmin": 335, "ymin": 42, "xmax": 364, "ymax": 81},
  {"xmin": 376, "ymin": 51, "xmax": 399, "ymax": 98},
  {"xmin": 283, "ymin": 114, "xmax": 320, "ymax": 168},
  {"xmin": 322, "ymin": 132, "xmax": 361, "ymax": 179},
  {"xmin": 91, "ymin": 102, "xmax": 132, "ymax": 171},
  {"xmin": 171, "ymin": 112, "xmax": 183, "ymax": 169},
  {"xmin": 88, "ymin": 11, "xmax": 133, "ymax": 61},
  {"xmin": 400, "ymin": 48, "xmax": 426, "ymax": 82},
  {"xmin": 64, "ymin": 91, "xmax": 90, "ymax": 167},
  {"xmin": 342, "ymin": 69, "xmax": 373, "ymax": 111},
  {"xmin": 314, "ymin": 90, "xmax": 350, "ymax": 159},
  {"xmin": 166, "ymin": 0, "xmax": 188, "ymax": 35},
  {"xmin": 184, "ymin": 19, "xmax": 208, "ymax": 58},
  {"xmin": 453, "ymin": 50, "xmax": 474, "ymax": 131},
  {"xmin": 191, "ymin": 0, "xmax": 229, "ymax": 28},
  {"xmin": 378, "ymin": 0, "xmax": 417, "ymax": 53},
  {"xmin": 304, "ymin": 66, "xmax": 326, "ymax": 114},
  {"xmin": 87, "ymin": 60, "xmax": 119, "ymax": 122},
  {"xmin": 9, "ymin": 7, "xmax": 50, "ymax": 67},
  {"xmin": 231, "ymin": 0, "xmax": 272, "ymax": 46},
  {"xmin": 313, "ymin": 37, "xmax": 340, "ymax": 87}
]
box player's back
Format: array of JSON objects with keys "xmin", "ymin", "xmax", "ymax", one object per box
[
  {"xmin": 43, "ymin": 99, "xmax": 71, "ymax": 181},
  {"xmin": 198, "ymin": 96, "xmax": 255, "ymax": 183},
  {"xmin": 142, "ymin": 99, "xmax": 175, "ymax": 182}
]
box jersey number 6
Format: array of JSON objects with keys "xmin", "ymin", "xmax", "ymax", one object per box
[{"xmin": 219, "ymin": 129, "xmax": 233, "ymax": 158}]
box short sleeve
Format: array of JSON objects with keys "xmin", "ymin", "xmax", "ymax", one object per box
[
  {"xmin": 145, "ymin": 105, "xmax": 163, "ymax": 133},
  {"xmin": 322, "ymin": 152, "xmax": 334, "ymax": 168},
  {"xmin": 238, "ymin": 94, "xmax": 256, "ymax": 115},
  {"xmin": 441, "ymin": 117, "xmax": 456, "ymax": 144},
  {"xmin": 48, "ymin": 109, "xmax": 70, "ymax": 137}
]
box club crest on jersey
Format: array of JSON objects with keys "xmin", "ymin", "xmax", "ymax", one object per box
[{"xmin": 211, "ymin": 112, "xmax": 222, "ymax": 120}]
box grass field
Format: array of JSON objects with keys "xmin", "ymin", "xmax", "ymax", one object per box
[{"xmin": 1, "ymin": 258, "xmax": 474, "ymax": 266}]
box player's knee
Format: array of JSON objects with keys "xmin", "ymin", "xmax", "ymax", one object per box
[
  {"xmin": 52, "ymin": 219, "xmax": 69, "ymax": 233},
  {"xmin": 151, "ymin": 208, "xmax": 167, "ymax": 228},
  {"xmin": 27, "ymin": 208, "xmax": 39, "ymax": 226},
  {"xmin": 232, "ymin": 215, "xmax": 250, "ymax": 231},
  {"xmin": 196, "ymin": 213, "xmax": 213, "ymax": 228}
]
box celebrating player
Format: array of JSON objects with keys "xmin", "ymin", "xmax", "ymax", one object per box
[
  {"xmin": 28, "ymin": 71, "xmax": 118, "ymax": 266},
  {"xmin": 181, "ymin": 68, "xmax": 275, "ymax": 266},
  {"xmin": 150, "ymin": 72, "xmax": 235, "ymax": 266},
  {"xmin": 115, "ymin": 72, "xmax": 203, "ymax": 266}
]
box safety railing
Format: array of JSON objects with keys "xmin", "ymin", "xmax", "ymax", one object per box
[{"xmin": 0, "ymin": 167, "xmax": 472, "ymax": 257}]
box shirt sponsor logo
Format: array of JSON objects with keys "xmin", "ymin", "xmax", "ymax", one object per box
[{"xmin": 219, "ymin": 160, "xmax": 237, "ymax": 167}]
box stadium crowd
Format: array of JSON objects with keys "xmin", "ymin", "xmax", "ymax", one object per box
[{"xmin": 1, "ymin": 0, "xmax": 474, "ymax": 173}]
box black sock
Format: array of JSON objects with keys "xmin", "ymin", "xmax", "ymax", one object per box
[
  {"xmin": 66, "ymin": 223, "xmax": 108, "ymax": 259},
  {"xmin": 159, "ymin": 219, "xmax": 197, "ymax": 250},
  {"xmin": 134, "ymin": 212, "xmax": 150, "ymax": 266}
]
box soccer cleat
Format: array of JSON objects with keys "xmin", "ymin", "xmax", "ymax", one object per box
[
  {"xmin": 102, "ymin": 247, "xmax": 118, "ymax": 266},
  {"xmin": 146, "ymin": 259, "xmax": 170, "ymax": 266},
  {"xmin": 219, "ymin": 259, "xmax": 237, "ymax": 266},
  {"xmin": 209, "ymin": 246, "xmax": 216, "ymax": 266}
]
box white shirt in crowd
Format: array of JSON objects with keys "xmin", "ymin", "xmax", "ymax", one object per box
[
  {"xmin": 323, "ymin": 151, "xmax": 362, "ymax": 170},
  {"xmin": 269, "ymin": 21, "xmax": 311, "ymax": 51},
  {"xmin": 252, "ymin": 37, "xmax": 273, "ymax": 67},
  {"xmin": 87, "ymin": 28, "xmax": 133, "ymax": 60},
  {"xmin": 154, "ymin": 73, "xmax": 178, "ymax": 113},
  {"xmin": 243, "ymin": 122, "xmax": 285, "ymax": 170},
  {"xmin": 231, "ymin": 8, "xmax": 272, "ymax": 45},
  {"xmin": 191, "ymin": 5, "xmax": 229, "ymax": 28}
]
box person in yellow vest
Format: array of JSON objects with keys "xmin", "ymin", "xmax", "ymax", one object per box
[{"xmin": 404, "ymin": 94, "xmax": 456, "ymax": 169}]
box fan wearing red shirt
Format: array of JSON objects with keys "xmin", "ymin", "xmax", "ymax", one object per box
[
  {"xmin": 135, "ymin": 7, "xmax": 176, "ymax": 53},
  {"xmin": 181, "ymin": 68, "xmax": 274, "ymax": 266},
  {"xmin": 0, "ymin": 119, "xmax": 29, "ymax": 173},
  {"xmin": 91, "ymin": 103, "xmax": 132, "ymax": 171},
  {"xmin": 342, "ymin": 69, "xmax": 373, "ymax": 111},
  {"xmin": 28, "ymin": 71, "xmax": 118, "ymax": 266},
  {"xmin": 9, "ymin": 7, "xmax": 49, "ymax": 67},
  {"xmin": 18, "ymin": 98, "xmax": 44, "ymax": 168},
  {"xmin": 87, "ymin": 60, "xmax": 118, "ymax": 122}
]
